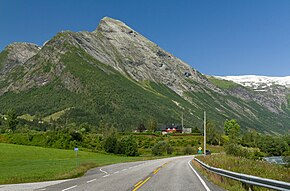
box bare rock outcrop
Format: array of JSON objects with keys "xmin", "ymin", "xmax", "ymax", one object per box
[{"xmin": 0, "ymin": 42, "xmax": 40, "ymax": 74}]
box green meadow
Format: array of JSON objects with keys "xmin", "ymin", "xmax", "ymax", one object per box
[{"xmin": 0, "ymin": 143, "xmax": 149, "ymax": 184}]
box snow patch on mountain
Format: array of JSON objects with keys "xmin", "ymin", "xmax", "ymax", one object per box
[{"xmin": 215, "ymin": 75, "xmax": 290, "ymax": 89}]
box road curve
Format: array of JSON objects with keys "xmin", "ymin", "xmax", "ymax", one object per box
[{"xmin": 2, "ymin": 156, "xmax": 225, "ymax": 191}]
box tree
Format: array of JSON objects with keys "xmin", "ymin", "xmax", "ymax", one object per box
[
  {"xmin": 102, "ymin": 133, "xmax": 117, "ymax": 153},
  {"xmin": 224, "ymin": 119, "xmax": 240, "ymax": 142},
  {"xmin": 206, "ymin": 121, "xmax": 221, "ymax": 145},
  {"xmin": 257, "ymin": 136, "xmax": 288, "ymax": 156},
  {"xmin": 192, "ymin": 127, "xmax": 201, "ymax": 134},
  {"xmin": 98, "ymin": 120, "xmax": 109, "ymax": 135},
  {"xmin": 137, "ymin": 123, "xmax": 146, "ymax": 132},
  {"xmin": 119, "ymin": 135, "xmax": 139, "ymax": 156},
  {"xmin": 147, "ymin": 118, "xmax": 157, "ymax": 132},
  {"xmin": 6, "ymin": 109, "xmax": 18, "ymax": 132},
  {"xmin": 70, "ymin": 131, "xmax": 83, "ymax": 142},
  {"xmin": 241, "ymin": 129, "xmax": 259, "ymax": 147},
  {"xmin": 102, "ymin": 127, "xmax": 118, "ymax": 153}
]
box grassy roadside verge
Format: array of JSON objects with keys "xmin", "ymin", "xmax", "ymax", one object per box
[
  {"xmin": 193, "ymin": 154, "xmax": 290, "ymax": 191},
  {"xmin": 0, "ymin": 143, "xmax": 160, "ymax": 184}
]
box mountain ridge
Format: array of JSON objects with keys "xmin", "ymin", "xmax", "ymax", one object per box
[
  {"xmin": 215, "ymin": 75, "xmax": 290, "ymax": 89},
  {"xmin": 0, "ymin": 17, "xmax": 289, "ymax": 134}
]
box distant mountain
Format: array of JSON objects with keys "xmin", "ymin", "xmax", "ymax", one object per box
[
  {"xmin": 215, "ymin": 75, "xmax": 290, "ymax": 90},
  {"xmin": 0, "ymin": 17, "xmax": 289, "ymax": 134},
  {"xmin": 214, "ymin": 75, "xmax": 290, "ymax": 113}
]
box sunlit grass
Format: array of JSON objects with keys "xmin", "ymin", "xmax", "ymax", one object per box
[
  {"xmin": 0, "ymin": 143, "xmax": 153, "ymax": 184},
  {"xmin": 194, "ymin": 154, "xmax": 290, "ymax": 191},
  {"xmin": 196, "ymin": 154, "xmax": 289, "ymax": 182}
]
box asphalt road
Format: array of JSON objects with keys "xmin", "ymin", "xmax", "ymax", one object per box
[{"xmin": 1, "ymin": 156, "xmax": 225, "ymax": 191}]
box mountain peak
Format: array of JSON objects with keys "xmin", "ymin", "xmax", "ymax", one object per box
[
  {"xmin": 0, "ymin": 42, "xmax": 40, "ymax": 74},
  {"xmin": 96, "ymin": 16, "xmax": 135, "ymax": 34},
  {"xmin": 6, "ymin": 42, "xmax": 40, "ymax": 51}
]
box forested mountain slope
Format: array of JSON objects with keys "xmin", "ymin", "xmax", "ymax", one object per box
[{"xmin": 0, "ymin": 17, "xmax": 289, "ymax": 134}]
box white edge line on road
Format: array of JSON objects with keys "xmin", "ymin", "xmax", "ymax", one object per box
[
  {"xmin": 188, "ymin": 160, "xmax": 211, "ymax": 191},
  {"xmin": 86, "ymin": 179, "xmax": 96, "ymax": 183},
  {"xmin": 100, "ymin": 168, "xmax": 108, "ymax": 174},
  {"xmin": 121, "ymin": 168, "xmax": 127, "ymax": 171},
  {"xmin": 103, "ymin": 174, "xmax": 110, "ymax": 177},
  {"xmin": 61, "ymin": 185, "xmax": 77, "ymax": 191},
  {"xmin": 113, "ymin": 171, "xmax": 119, "ymax": 174}
]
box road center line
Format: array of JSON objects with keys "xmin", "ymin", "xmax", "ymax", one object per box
[
  {"xmin": 113, "ymin": 171, "xmax": 120, "ymax": 174},
  {"xmin": 132, "ymin": 177, "xmax": 151, "ymax": 191},
  {"xmin": 188, "ymin": 160, "xmax": 211, "ymax": 191},
  {"xmin": 134, "ymin": 180, "xmax": 143, "ymax": 187},
  {"xmin": 121, "ymin": 168, "xmax": 127, "ymax": 171},
  {"xmin": 103, "ymin": 174, "xmax": 110, "ymax": 177},
  {"xmin": 61, "ymin": 185, "xmax": 77, "ymax": 191},
  {"xmin": 86, "ymin": 179, "xmax": 96, "ymax": 183},
  {"xmin": 153, "ymin": 168, "xmax": 161, "ymax": 174}
]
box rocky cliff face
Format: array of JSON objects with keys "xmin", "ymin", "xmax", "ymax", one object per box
[
  {"xmin": 0, "ymin": 42, "xmax": 40, "ymax": 74},
  {"xmin": 40, "ymin": 17, "xmax": 219, "ymax": 96}
]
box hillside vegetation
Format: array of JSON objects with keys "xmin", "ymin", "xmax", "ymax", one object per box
[{"xmin": 207, "ymin": 76, "xmax": 240, "ymax": 89}]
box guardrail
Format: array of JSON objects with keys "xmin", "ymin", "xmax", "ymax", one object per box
[{"xmin": 194, "ymin": 157, "xmax": 290, "ymax": 191}]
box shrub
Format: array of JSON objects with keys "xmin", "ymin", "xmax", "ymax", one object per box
[
  {"xmin": 102, "ymin": 133, "xmax": 117, "ymax": 153},
  {"xmin": 225, "ymin": 143, "xmax": 265, "ymax": 159},
  {"xmin": 152, "ymin": 141, "xmax": 172, "ymax": 156},
  {"xmin": 183, "ymin": 145, "xmax": 194, "ymax": 155}
]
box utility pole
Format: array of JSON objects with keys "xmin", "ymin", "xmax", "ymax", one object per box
[
  {"xmin": 181, "ymin": 112, "xmax": 184, "ymax": 133},
  {"xmin": 204, "ymin": 111, "xmax": 206, "ymax": 155}
]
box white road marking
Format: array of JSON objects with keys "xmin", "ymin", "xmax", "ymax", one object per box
[
  {"xmin": 100, "ymin": 168, "xmax": 108, "ymax": 174},
  {"xmin": 188, "ymin": 160, "xmax": 211, "ymax": 191},
  {"xmin": 39, "ymin": 189, "xmax": 46, "ymax": 191},
  {"xmin": 61, "ymin": 185, "xmax": 77, "ymax": 191},
  {"xmin": 86, "ymin": 179, "xmax": 96, "ymax": 183},
  {"xmin": 103, "ymin": 174, "xmax": 110, "ymax": 177},
  {"xmin": 113, "ymin": 171, "xmax": 119, "ymax": 174},
  {"xmin": 121, "ymin": 168, "xmax": 127, "ymax": 171},
  {"xmin": 129, "ymin": 167, "xmax": 133, "ymax": 169}
]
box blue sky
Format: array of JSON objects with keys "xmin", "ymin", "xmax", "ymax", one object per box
[{"xmin": 1, "ymin": 0, "xmax": 290, "ymax": 76}]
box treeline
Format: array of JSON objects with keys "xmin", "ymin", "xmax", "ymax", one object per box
[
  {"xmin": 1, "ymin": 109, "xmax": 289, "ymax": 159},
  {"xmin": 0, "ymin": 126, "xmax": 140, "ymax": 156},
  {"xmin": 0, "ymin": 111, "xmax": 204, "ymax": 157},
  {"xmin": 219, "ymin": 119, "xmax": 290, "ymax": 161}
]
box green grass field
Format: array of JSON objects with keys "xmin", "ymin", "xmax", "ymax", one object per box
[
  {"xmin": 195, "ymin": 154, "xmax": 290, "ymax": 191},
  {"xmin": 0, "ymin": 143, "xmax": 151, "ymax": 184}
]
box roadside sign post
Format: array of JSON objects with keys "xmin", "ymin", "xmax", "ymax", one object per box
[
  {"xmin": 198, "ymin": 147, "xmax": 203, "ymax": 154},
  {"xmin": 74, "ymin": 147, "xmax": 79, "ymax": 167},
  {"xmin": 204, "ymin": 111, "xmax": 206, "ymax": 155}
]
